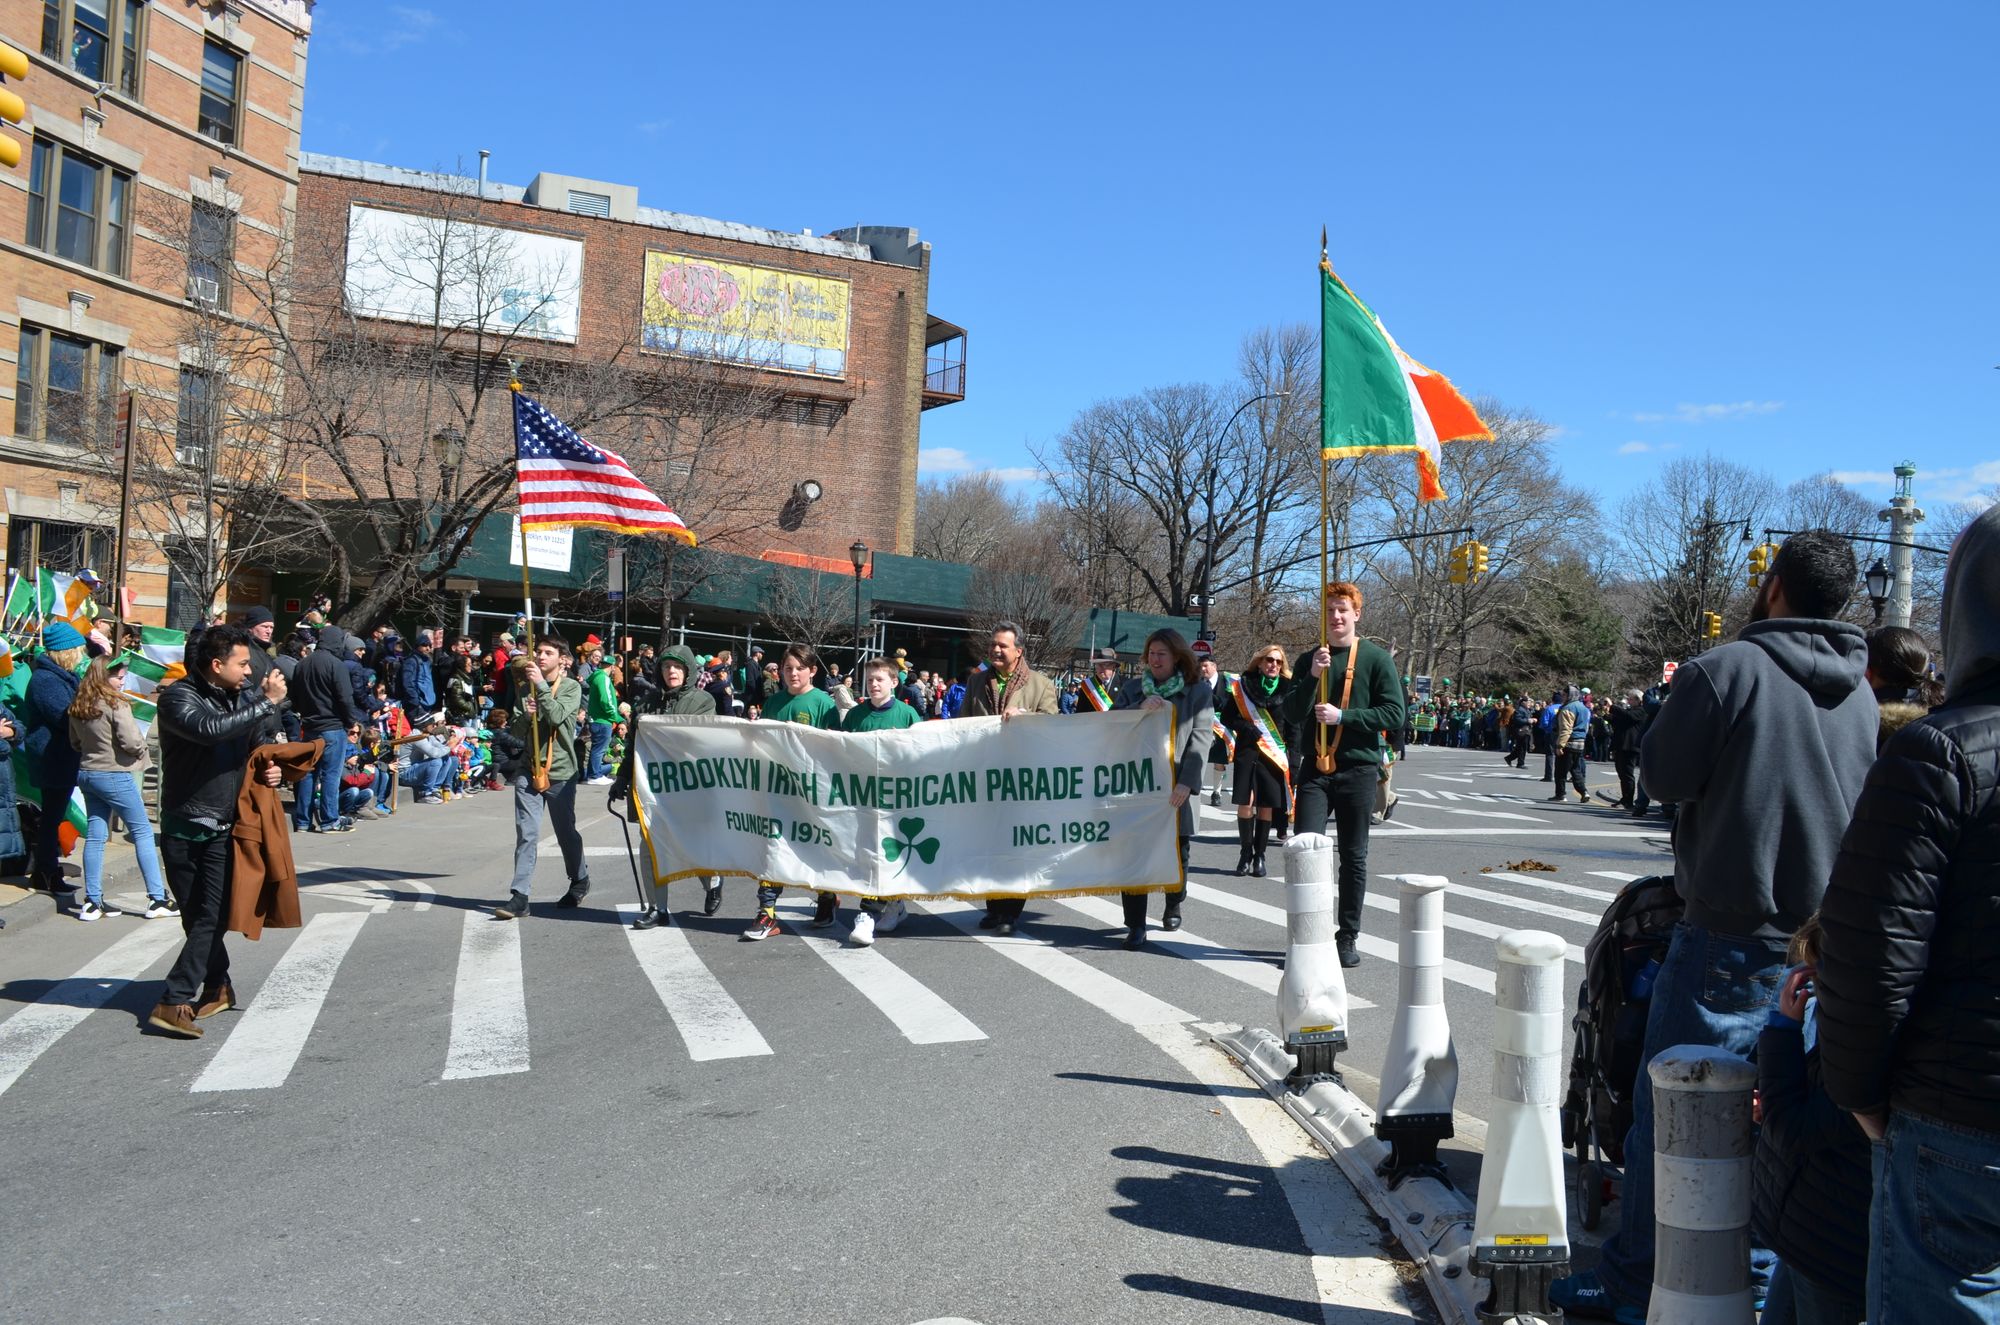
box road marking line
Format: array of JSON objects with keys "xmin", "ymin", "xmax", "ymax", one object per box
[
  {"xmin": 917, "ymin": 900, "xmax": 1193, "ymax": 1028},
  {"xmin": 616, "ymin": 904, "xmax": 771, "ymax": 1060},
  {"xmin": 443, "ymin": 912, "xmax": 529, "ymax": 1079},
  {"xmin": 1479, "ymin": 871, "xmax": 1619, "ymax": 904},
  {"xmin": 1056, "ymin": 895, "xmax": 1379, "ymax": 1009},
  {"xmin": 1437, "ymin": 879, "xmax": 1603, "ymax": 927},
  {"xmin": 1421, "ymin": 774, "xmax": 1478, "ymax": 782},
  {"xmin": 539, "ymin": 845, "xmax": 631, "ymax": 856},
  {"xmin": 191, "ymin": 912, "xmax": 367, "ymax": 1092},
  {"xmin": 1360, "ymin": 827, "xmax": 1667, "ymax": 839},
  {"xmin": 1590, "ymin": 870, "xmax": 1644, "ymax": 882},
  {"xmin": 773, "ymin": 900, "xmax": 985, "ymax": 1045},
  {"xmin": 0, "ymin": 923, "xmax": 182, "ymax": 1100},
  {"xmin": 1184, "ymin": 883, "xmax": 1504, "ymax": 989}
]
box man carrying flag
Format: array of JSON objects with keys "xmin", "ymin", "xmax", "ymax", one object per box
[{"xmin": 502, "ymin": 387, "xmax": 694, "ymax": 922}]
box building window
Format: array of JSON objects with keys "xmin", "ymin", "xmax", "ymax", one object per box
[
  {"xmin": 6, "ymin": 517, "xmax": 115, "ymax": 582},
  {"xmin": 15, "ymin": 325, "xmax": 120, "ymax": 447},
  {"xmin": 40, "ymin": 0, "xmax": 145, "ymax": 96},
  {"xmin": 198, "ymin": 39, "xmax": 241, "ymax": 144},
  {"xmin": 25, "ymin": 138, "xmax": 132, "ymax": 275},
  {"xmin": 188, "ymin": 201, "xmax": 234, "ymax": 306},
  {"xmin": 176, "ymin": 366, "xmax": 217, "ymax": 466}
]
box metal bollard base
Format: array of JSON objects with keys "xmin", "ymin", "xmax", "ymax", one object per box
[
  {"xmin": 1474, "ymin": 1255, "xmax": 1567, "ymax": 1325},
  {"xmin": 1285, "ymin": 1036, "xmax": 1346, "ymax": 1093},
  {"xmin": 630, "ymin": 905, "xmax": 660, "ymax": 931},
  {"xmin": 1374, "ymin": 1117, "xmax": 1456, "ymax": 1191}
]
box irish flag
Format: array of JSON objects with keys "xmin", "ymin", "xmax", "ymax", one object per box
[
  {"xmin": 120, "ymin": 626, "xmax": 188, "ymax": 695},
  {"xmin": 1320, "ymin": 252, "xmax": 1490, "ymax": 502}
]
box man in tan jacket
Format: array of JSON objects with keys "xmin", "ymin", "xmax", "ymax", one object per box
[{"xmin": 959, "ymin": 620, "xmax": 1059, "ymax": 934}]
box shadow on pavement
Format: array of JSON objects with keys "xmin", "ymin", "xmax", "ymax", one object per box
[
  {"xmin": 1056, "ymin": 1070, "xmax": 1262, "ymax": 1100},
  {"xmin": 1126, "ymin": 1272, "xmax": 1390, "ymax": 1324},
  {"xmin": 1107, "ymin": 1144, "xmax": 1310, "ymax": 1257}
]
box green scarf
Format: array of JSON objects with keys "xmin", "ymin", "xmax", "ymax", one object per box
[
  {"xmin": 1253, "ymin": 672, "xmax": 1282, "ymax": 697},
  {"xmin": 1142, "ymin": 672, "xmax": 1186, "ymax": 700}
]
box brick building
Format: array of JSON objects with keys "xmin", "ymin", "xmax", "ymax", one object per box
[
  {"xmin": 0, "ymin": 0, "xmax": 312, "ymax": 627},
  {"xmin": 291, "ymin": 154, "xmax": 965, "ymax": 604}
]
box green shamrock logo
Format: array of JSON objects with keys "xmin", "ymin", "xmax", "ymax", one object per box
[{"xmin": 882, "ymin": 815, "xmax": 940, "ymax": 875}]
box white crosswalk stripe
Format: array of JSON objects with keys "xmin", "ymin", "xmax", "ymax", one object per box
[
  {"xmin": 1480, "ymin": 871, "xmax": 1619, "ymax": 904},
  {"xmin": 1431, "ymin": 878, "xmax": 1605, "ymax": 928},
  {"xmin": 1056, "ymin": 895, "xmax": 1380, "ymax": 1008},
  {"xmin": 443, "ymin": 912, "xmax": 530, "ymax": 1080},
  {"xmin": 1183, "ymin": 882, "xmax": 1502, "ymax": 991},
  {"xmin": 1590, "ymin": 870, "xmax": 1644, "ymax": 882},
  {"xmin": 617, "ymin": 904, "xmax": 772, "ymax": 1061},
  {"xmin": 772, "ymin": 899, "xmax": 986, "ymax": 1045},
  {"xmin": 192, "ymin": 912, "xmax": 368, "ymax": 1092},
  {"xmin": 0, "ymin": 922, "xmax": 181, "ymax": 1100},
  {"xmin": 918, "ymin": 899, "xmax": 1194, "ymax": 1028}
]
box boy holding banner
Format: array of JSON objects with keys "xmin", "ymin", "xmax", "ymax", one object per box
[
  {"xmin": 839, "ymin": 657, "xmax": 922, "ymax": 946},
  {"xmin": 743, "ymin": 644, "xmax": 842, "ymax": 942}
]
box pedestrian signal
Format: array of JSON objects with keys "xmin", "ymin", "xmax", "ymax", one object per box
[
  {"xmin": 0, "ymin": 40, "xmax": 27, "ymax": 170},
  {"xmin": 1448, "ymin": 542, "xmax": 1471, "ymax": 586}
]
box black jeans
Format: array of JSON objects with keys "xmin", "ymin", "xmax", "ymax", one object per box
[
  {"xmin": 161, "ymin": 832, "xmax": 232, "ymax": 1006},
  {"xmin": 1613, "ymin": 751, "xmax": 1639, "ymax": 806},
  {"xmin": 1122, "ymin": 835, "xmax": 1190, "ymax": 929},
  {"xmin": 1554, "ymin": 745, "xmax": 1588, "ymax": 796},
  {"xmin": 1292, "ymin": 763, "xmax": 1376, "ymax": 942}
]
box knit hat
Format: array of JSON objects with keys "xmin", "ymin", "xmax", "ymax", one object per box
[
  {"xmin": 40, "ymin": 621, "xmax": 85, "ymax": 651},
  {"xmin": 242, "ymin": 605, "xmax": 275, "ymax": 626}
]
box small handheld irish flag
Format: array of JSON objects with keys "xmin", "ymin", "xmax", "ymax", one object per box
[{"xmin": 1319, "ymin": 240, "xmax": 1490, "ymax": 502}]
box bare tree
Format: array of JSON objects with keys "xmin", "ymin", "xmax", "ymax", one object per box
[
  {"xmin": 1618, "ymin": 454, "xmax": 1781, "ymax": 666},
  {"xmin": 758, "ymin": 564, "xmax": 863, "ymax": 664},
  {"xmin": 963, "ymin": 523, "xmax": 1093, "ymax": 667},
  {"xmin": 912, "ymin": 471, "xmax": 1023, "ymax": 563}
]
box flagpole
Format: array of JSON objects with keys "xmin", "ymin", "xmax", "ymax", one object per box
[
  {"xmin": 1316, "ymin": 228, "xmax": 1332, "ymax": 767},
  {"xmin": 509, "ymin": 380, "xmax": 545, "ymax": 781}
]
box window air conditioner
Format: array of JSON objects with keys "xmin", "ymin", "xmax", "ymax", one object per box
[{"xmin": 189, "ymin": 276, "xmax": 221, "ymax": 305}]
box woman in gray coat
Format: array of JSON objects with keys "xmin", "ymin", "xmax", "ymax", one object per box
[{"xmin": 1110, "ymin": 628, "xmax": 1213, "ymax": 948}]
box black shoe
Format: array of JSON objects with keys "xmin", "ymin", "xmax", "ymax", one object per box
[
  {"xmin": 1162, "ymin": 907, "xmax": 1183, "ymax": 932},
  {"xmin": 495, "ymin": 890, "xmax": 531, "ymax": 919},
  {"xmin": 556, "ymin": 879, "xmax": 590, "ymax": 908},
  {"xmin": 1234, "ymin": 853, "xmax": 1252, "ymax": 877},
  {"xmin": 811, "ymin": 893, "xmax": 838, "ymax": 928},
  {"xmin": 1124, "ymin": 927, "xmax": 1146, "ymax": 950},
  {"xmin": 1250, "ymin": 855, "xmax": 1267, "ymax": 878},
  {"xmin": 703, "ymin": 880, "xmax": 724, "ymax": 916},
  {"xmin": 1337, "ymin": 938, "xmax": 1361, "ymax": 968},
  {"xmin": 977, "ymin": 911, "xmax": 1002, "ymax": 930},
  {"xmin": 993, "ymin": 921, "xmax": 1016, "ymax": 937}
]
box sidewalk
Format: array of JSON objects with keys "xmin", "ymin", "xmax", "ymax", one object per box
[{"xmin": 0, "ymin": 833, "xmax": 144, "ymax": 934}]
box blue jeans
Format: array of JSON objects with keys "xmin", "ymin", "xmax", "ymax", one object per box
[
  {"xmin": 406, "ymin": 756, "xmax": 453, "ymax": 796},
  {"xmin": 76, "ymin": 768, "xmax": 166, "ymax": 903},
  {"xmin": 1871, "ymin": 1110, "xmax": 2000, "ymax": 1325},
  {"xmin": 587, "ymin": 721, "xmax": 612, "ymax": 779},
  {"xmin": 299, "ymin": 728, "xmax": 348, "ymax": 830},
  {"xmin": 1594, "ymin": 922, "xmax": 1788, "ymax": 1309},
  {"xmin": 1765, "ymin": 1261, "xmax": 1865, "ymax": 1325}
]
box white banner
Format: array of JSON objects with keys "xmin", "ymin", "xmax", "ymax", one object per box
[
  {"xmin": 632, "ymin": 711, "xmax": 1182, "ymax": 899},
  {"xmin": 345, "ymin": 204, "xmax": 584, "ymax": 343}
]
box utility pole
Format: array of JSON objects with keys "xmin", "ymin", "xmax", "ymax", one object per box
[{"xmin": 1878, "ymin": 461, "xmax": 1924, "ymax": 630}]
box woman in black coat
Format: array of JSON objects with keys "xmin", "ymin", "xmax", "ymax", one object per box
[{"xmin": 1220, "ymin": 644, "xmax": 1292, "ymax": 878}]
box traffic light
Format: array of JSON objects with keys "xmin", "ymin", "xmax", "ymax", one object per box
[
  {"xmin": 1747, "ymin": 542, "xmax": 1776, "ymax": 590},
  {"xmin": 1704, "ymin": 611, "xmax": 1723, "ymax": 640},
  {"xmin": 1448, "ymin": 542, "xmax": 1470, "ymax": 586},
  {"xmin": 1472, "ymin": 541, "xmax": 1490, "ymax": 580},
  {"xmin": 0, "ymin": 40, "xmax": 27, "ymax": 170}
]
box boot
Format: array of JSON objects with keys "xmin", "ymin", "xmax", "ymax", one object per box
[
  {"xmin": 1234, "ymin": 818, "xmax": 1254, "ymax": 875},
  {"xmin": 1251, "ymin": 818, "xmax": 1271, "ymax": 877},
  {"xmin": 1121, "ymin": 891, "xmax": 1148, "ymax": 949},
  {"xmin": 1162, "ymin": 886, "xmax": 1185, "ymax": 931}
]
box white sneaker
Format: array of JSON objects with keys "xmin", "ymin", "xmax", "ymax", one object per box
[
  {"xmin": 874, "ymin": 899, "xmax": 908, "ymax": 934},
  {"xmin": 143, "ymin": 896, "xmax": 179, "ymax": 919},
  {"xmin": 849, "ymin": 911, "xmax": 876, "ymax": 947},
  {"xmin": 76, "ymin": 901, "xmax": 103, "ymax": 922},
  {"xmin": 584, "ymin": 776, "xmax": 615, "ymax": 786}
]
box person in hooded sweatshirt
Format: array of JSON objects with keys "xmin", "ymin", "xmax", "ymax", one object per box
[
  {"xmin": 608, "ymin": 644, "xmax": 727, "ymax": 916},
  {"xmin": 1815, "ymin": 504, "xmax": 2000, "ymax": 1325},
  {"xmin": 1554, "ymin": 529, "xmax": 1879, "ymax": 1322},
  {"xmin": 291, "ymin": 624, "xmax": 365, "ymax": 832}
]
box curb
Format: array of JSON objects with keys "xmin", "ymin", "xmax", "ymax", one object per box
[{"xmin": 1213, "ymin": 1024, "xmax": 1486, "ymax": 1325}]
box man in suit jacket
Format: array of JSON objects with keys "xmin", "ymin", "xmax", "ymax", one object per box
[{"xmin": 959, "ymin": 620, "xmax": 1059, "ymax": 934}]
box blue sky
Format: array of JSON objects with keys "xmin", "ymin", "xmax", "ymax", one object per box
[{"xmin": 305, "ymin": 2, "xmax": 1999, "ymax": 513}]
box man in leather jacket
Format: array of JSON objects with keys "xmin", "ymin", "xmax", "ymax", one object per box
[{"xmin": 147, "ymin": 625, "xmax": 288, "ymax": 1039}]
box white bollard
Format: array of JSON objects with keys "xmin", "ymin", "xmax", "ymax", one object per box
[
  {"xmin": 1375, "ymin": 874, "xmax": 1460, "ymax": 1183},
  {"xmin": 1645, "ymin": 1046, "xmax": 1756, "ymax": 1325},
  {"xmin": 1472, "ymin": 930, "xmax": 1570, "ymax": 1322},
  {"xmin": 1277, "ymin": 833, "xmax": 1348, "ymax": 1090}
]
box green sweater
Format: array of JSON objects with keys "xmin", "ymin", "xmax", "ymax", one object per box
[
  {"xmin": 1283, "ymin": 640, "xmax": 1407, "ymax": 770},
  {"xmin": 585, "ymin": 667, "xmax": 621, "ymax": 724},
  {"xmin": 762, "ymin": 686, "xmax": 840, "ymax": 730},
  {"xmin": 841, "ymin": 699, "xmax": 921, "ymax": 732},
  {"xmin": 511, "ymin": 672, "xmax": 585, "ymax": 783}
]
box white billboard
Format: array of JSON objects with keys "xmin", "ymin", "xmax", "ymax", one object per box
[{"xmin": 344, "ymin": 204, "xmax": 583, "ymax": 343}]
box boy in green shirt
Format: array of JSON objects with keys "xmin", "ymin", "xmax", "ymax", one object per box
[
  {"xmin": 745, "ymin": 644, "xmax": 842, "ymax": 941},
  {"xmin": 495, "ymin": 635, "xmax": 590, "ymax": 920},
  {"xmin": 840, "ymin": 658, "xmax": 922, "ymax": 946}
]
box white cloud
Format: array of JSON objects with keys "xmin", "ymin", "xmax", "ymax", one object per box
[
  {"xmin": 1633, "ymin": 400, "xmax": 1785, "ymax": 425},
  {"xmin": 1617, "ymin": 441, "xmax": 1652, "ymax": 455},
  {"xmin": 327, "ymin": 7, "xmax": 438, "ymax": 54},
  {"xmin": 1829, "ymin": 469, "xmax": 1896, "ymax": 486},
  {"xmin": 1826, "ymin": 462, "xmax": 2000, "ymax": 508},
  {"xmin": 986, "ymin": 466, "xmax": 1041, "ymax": 483},
  {"xmin": 918, "ymin": 446, "xmax": 974, "ymax": 474}
]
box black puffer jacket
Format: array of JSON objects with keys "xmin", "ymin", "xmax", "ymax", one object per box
[
  {"xmin": 158, "ymin": 672, "xmax": 280, "ymax": 830},
  {"xmin": 1749, "ymin": 1022, "xmax": 1871, "ymax": 1297},
  {"xmin": 1816, "ymin": 671, "xmax": 2000, "ymax": 1132}
]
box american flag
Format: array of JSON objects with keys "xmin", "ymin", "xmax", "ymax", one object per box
[{"xmin": 513, "ymin": 390, "xmax": 697, "ymax": 543}]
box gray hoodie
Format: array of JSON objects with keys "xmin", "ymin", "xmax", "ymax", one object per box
[
  {"xmin": 1941, "ymin": 503, "xmax": 2000, "ymax": 701},
  {"xmin": 1640, "ymin": 617, "xmax": 1879, "ymax": 939}
]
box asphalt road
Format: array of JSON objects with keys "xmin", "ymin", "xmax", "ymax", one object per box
[{"xmin": 0, "ymin": 741, "xmax": 1659, "ymax": 1324}]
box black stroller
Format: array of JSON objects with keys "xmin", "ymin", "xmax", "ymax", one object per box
[{"xmin": 1558, "ymin": 874, "xmax": 1683, "ymax": 1229}]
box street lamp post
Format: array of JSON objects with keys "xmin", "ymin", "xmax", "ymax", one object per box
[
  {"xmin": 1198, "ymin": 390, "xmax": 1290, "ymax": 638},
  {"xmin": 849, "ymin": 539, "xmax": 870, "ymax": 671},
  {"xmin": 1864, "ymin": 557, "xmax": 1892, "ymax": 627}
]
